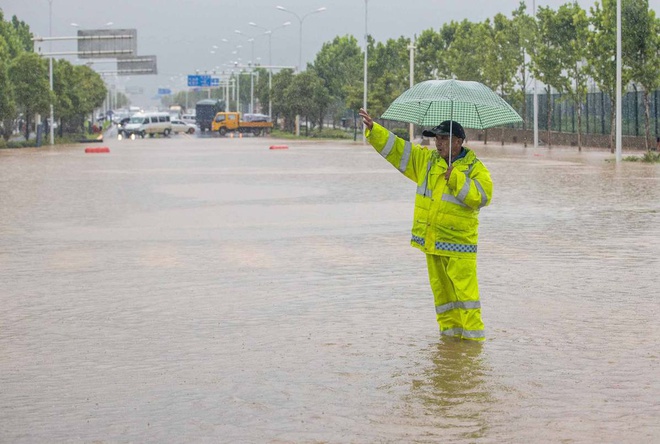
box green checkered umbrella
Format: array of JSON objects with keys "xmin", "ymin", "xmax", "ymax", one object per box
[{"xmin": 380, "ymin": 79, "xmax": 523, "ymax": 129}]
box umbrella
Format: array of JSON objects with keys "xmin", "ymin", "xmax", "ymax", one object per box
[
  {"xmin": 380, "ymin": 79, "xmax": 522, "ymax": 164},
  {"xmin": 380, "ymin": 79, "xmax": 523, "ymax": 129}
]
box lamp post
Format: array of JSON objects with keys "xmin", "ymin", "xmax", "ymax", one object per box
[
  {"xmin": 233, "ymin": 59, "xmax": 241, "ymax": 113},
  {"xmin": 48, "ymin": 0, "xmax": 54, "ymax": 145},
  {"xmin": 248, "ymin": 21, "xmax": 290, "ymax": 67},
  {"xmin": 214, "ymin": 40, "xmax": 240, "ymax": 110},
  {"xmin": 235, "ymin": 30, "xmax": 256, "ymax": 113},
  {"xmin": 227, "ymin": 42, "xmax": 243, "ymax": 112},
  {"xmin": 615, "ymin": 0, "xmax": 622, "ymax": 161},
  {"xmin": 249, "ymin": 21, "xmax": 291, "ymax": 119},
  {"xmin": 363, "ymin": 0, "xmax": 368, "ymax": 143},
  {"xmin": 226, "ymin": 70, "xmax": 232, "ymax": 111},
  {"xmin": 217, "ymin": 65, "xmax": 236, "ymax": 112},
  {"xmin": 276, "ymin": 5, "xmax": 327, "ymax": 71},
  {"xmin": 532, "ymin": 0, "xmax": 539, "ymax": 149}
]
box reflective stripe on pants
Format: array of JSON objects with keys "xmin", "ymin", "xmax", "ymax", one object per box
[{"xmin": 426, "ymin": 254, "xmax": 485, "ymax": 341}]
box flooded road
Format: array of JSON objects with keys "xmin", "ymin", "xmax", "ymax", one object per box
[{"xmin": 1, "ymin": 134, "xmax": 659, "ymax": 442}]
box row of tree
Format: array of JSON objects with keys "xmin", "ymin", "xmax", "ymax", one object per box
[
  {"xmin": 0, "ymin": 9, "xmax": 107, "ymax": 141},
  {"xmin": 166, "ymin": 0, "xmax": 659, "ymax": 150},
  {"xmin": 6, "ymin": 1, "xmax": 652, "ymax": 148}
]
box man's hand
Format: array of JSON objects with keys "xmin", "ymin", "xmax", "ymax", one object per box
[
  {"xmin": 445, "ymin": 166, "xmax": 453, "ymax": 181},
  {"xmin": 358, "ymin": 108, "xmax": 373, "ymax": 131}
]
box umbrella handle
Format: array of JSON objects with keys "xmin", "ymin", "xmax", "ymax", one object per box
[{"xmin": 448, "ymin": 103, "xmax": 454, "ymax": 167}]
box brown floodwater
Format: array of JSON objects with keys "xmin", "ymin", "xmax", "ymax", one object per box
[{"xmin": 1, "ymin": 133, "xmax": 659, "ymax": 442}]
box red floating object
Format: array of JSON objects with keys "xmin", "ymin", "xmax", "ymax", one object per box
[
  {"xmin": 85, "ymin": 147, "xmax": 110, "ymax": 153},
  {"xmin": 269, "ymin": 145, "xmax": 288, "ymax": 150}
]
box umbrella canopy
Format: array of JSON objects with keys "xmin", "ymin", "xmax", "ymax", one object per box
[{"xmin": 380, "ymin": 79, "xmax": 523, "ymax": 129}]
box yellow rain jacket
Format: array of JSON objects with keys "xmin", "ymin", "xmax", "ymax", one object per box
[{"xmin": 365, "ymin": 123, "xmax": 493, "ymax": 340}]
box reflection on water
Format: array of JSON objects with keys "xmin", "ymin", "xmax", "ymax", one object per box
[{"xmin": 409, "ymin": 339, "xmax": 493, "ymax": 441}]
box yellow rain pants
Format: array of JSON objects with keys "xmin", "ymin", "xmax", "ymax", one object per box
[{"xmin": 426, "ymin": 254, "xmax": 485, "ymax": 341}]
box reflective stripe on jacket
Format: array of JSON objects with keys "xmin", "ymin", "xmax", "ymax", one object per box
[{"xmin": 366, "ymin": 123, "xmax": 492, "ymax": 258}]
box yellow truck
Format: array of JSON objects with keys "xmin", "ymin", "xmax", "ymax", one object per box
[{"xmin": 211, "ymin": 112, "xmax": 273, "ymax": 137}]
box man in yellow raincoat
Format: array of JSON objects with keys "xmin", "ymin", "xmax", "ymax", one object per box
[{"xmin": 358, "ymin": 108, "xmax": 493, "ymax": 341}]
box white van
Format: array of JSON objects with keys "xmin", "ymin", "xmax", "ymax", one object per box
[
  {"xmin": 181, "ymin": 114, "xmax": 196, "ymax": 125},
  {"xmin": 121, "ymin": 112, "xmax": 172, "ymax": 138}
]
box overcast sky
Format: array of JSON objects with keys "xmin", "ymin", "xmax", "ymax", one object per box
[{"xmin": 3, "ymin": 0, "xmax": 659, "ymax": 107}]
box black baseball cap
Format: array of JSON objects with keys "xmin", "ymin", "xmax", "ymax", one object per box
[{"xmin": 422, "ymin": 120, "xmax": 466, "ymax": 140}]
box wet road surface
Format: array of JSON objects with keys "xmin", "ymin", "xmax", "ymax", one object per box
[{"xmin": 1, "ymin": 133, "xmax": 659, "ymax": 442}]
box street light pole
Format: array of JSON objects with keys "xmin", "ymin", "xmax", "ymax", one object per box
[
  {"xmin": 276, "ymin": 5, "xmax": 326, "ymax": 71},
  {"xmin": 532, "ymin": 0, "xmax": 539, "ymax": 149},
  {"xmin": 237, "ymin": 68, "xmax": 241, "ymax": 113},
  {"xmin": 408, "ymin": 36, "xmax": 416, "ymax": 143},
  {"xmin": 277, "ymin": 5, "xmax": 326, "ymax": 136},
  {"xmin": 235, "ymin": 30, "xmax": 256, "ymax": 113},
  {"xmin": 298, "ymin": 18, "xmax": 302, "ymax": 71},
  {"xmin": 615, "ymin": 0, "xmax": 622, "ymax": 161},
  {"xmin": 363, "ymin": 0, "xmax": 368, "ymax": 144},
  {"xmin": 226, "ymin": 73, "xmax": 230, "ymax": 111},
  {"xmin": 48, "ymin": 0, "xmax": 54, "ymax": 145},
  {"xmin": 249, "ymin": 21, "xmax": 290, "ymax": 119},
  {"xmin": 232, "ymin": 46, "xmax": 242, "ymax": 112},
  {"xmin": 250, "ymin": 54, "xmax": 254, "ymax": 113}
]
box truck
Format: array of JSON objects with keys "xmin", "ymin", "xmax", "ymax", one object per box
[
  {"xmin": 195, "ymin": 99, "xmax": 226, "ymax": 132},
  {"xmin": 168, "ymin": 104, "xmax": 183, "ymax": 119},
  {"xmin": 211, "ymin": 112, "xmax": 273, "ymax": 137}
]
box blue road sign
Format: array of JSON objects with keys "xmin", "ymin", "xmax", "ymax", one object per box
[
  {"xmin": 158, "ymin": 88, "xmax": 172, "ymax": 95},
  {"xmin": 211, "ymin": 77, "xmax": 220, "ymax": 86},
  {"xmin": 187, "ymin": 75, "xmax": 212, "ymax": 87}
]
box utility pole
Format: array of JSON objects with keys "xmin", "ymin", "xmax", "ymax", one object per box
[
  {"xmin": 249, "ymin": 21, "xmax": 290, "ymax": 119},
  {"xmin": 533, "ymin": 0, "xmax": 539, "ymax": 149},
  {"xmin": 408, "ymin": 36, "xmax": 416, "ymax": 142},
  {"xmin": 363, "ymin": 0, "xmax": 368, "ymax": 144},
  {"xmin": 48, "ymin": 0, "xmax": 55, "ymax": 145},
  {"xmin": 615, "ymin": 0, "xmax": 622, "ymax": 161}
]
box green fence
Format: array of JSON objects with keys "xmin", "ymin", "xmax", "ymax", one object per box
[{"xmin": 520, "ymin": 89, "xmax": 660, "ymax": 138}]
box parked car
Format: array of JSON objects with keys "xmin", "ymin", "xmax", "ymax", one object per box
[{"xmin": 171, "ymin": 119, "xmax": 196, "ymax": 134}]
